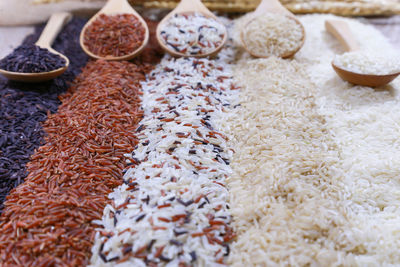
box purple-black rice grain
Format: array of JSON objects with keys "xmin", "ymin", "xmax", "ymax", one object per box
[
  {"xmin": 0, "ymin": 44, "xmax": 66, "ymax": 73},
  {"xmin": 0, "ymin": 17, "xmax": 88, "ymax": 213}
]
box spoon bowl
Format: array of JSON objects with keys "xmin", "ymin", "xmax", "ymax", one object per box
[
  {"xmin": 240, "ymin": 0, "xmax": 305, "ymax": 58},
  {"xmin": 0, "ymin": 12, "xmax": 71, "ymax": 83},
  {"xmin": 326, "ymin": 19, "xmax": 400, "ymax": 87},
  {"xmin": 156, "ymin": 0, "xmax": 228, "ymax": 58},
  {"xmin": 80, "ymin": 0, "xmax": 149, "ymax": 61},
  {"xmin": 332, "ymin": 63, "xmax": 400, "ymax": 87}
]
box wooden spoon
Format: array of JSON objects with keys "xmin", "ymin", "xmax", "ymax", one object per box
[
  {"xmin": 156, "ymin": 0, "xmax": 228, "ymax": 58},
  {"xmin": 326, "ymin": 19, "xmax": 400, "ymax": 87},
  {"xmin": 240, "ymin": 0, "xmax": 305, "ymax": 58},
  {"xmin": 80, "ymin": 0, "xmax": 149, "ymax": 60},
  {"xmin": 252, "ymin": 0, "xmax": 293, "ymax": 17},
  {"xmin": 0, "ymin": 12, "xmax": 71, "ymax": 83}
]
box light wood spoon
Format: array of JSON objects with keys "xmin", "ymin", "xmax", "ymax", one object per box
[
  {"xmin": 240, "ymin": 0, "xmax": 305, "ymax": 58},
  {"xmin": 156, "ymin": 0, "xmax": 228, "ymax": 58},
  {"xmin": 0, "ymin": 12, "xmax": 71, "ymax": 83},
  {"xmin": 80, "ymin": 0, "xmax": 149, "ymax": 60},
  {"xmin": 326, "ymin": 19, "xmax": 400, "ymax": 87}
]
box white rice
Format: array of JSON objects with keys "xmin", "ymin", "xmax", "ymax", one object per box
[
  {"xmin": 224, "ymin": 13, "xmax": 400, "ymax": 266},
  {"xmin": 224, "ymin": 55, "xmax": 352, "ymax": 266},
  {"xmin": 240, "ymin": 13, "xmax": 304, "ymax": 58},
  {"xmin": 297, "ymin": 14, "xmax": 400, "ymax": 265},
  {"xmin": 333, "ymin": 49, "xmax": 400, "ymax": 75}
]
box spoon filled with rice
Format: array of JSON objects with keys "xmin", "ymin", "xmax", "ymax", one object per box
[
  {"xmin": 326, "ymin": 19, "xmax": 400, "ymax": 87},
  {"xmin": 240, "ymin": 0, "xmax": 305, "ymax": 58},
  {"xmin": 80, "ymin": 0, "xmax": 149, "ymax": 61},
  {"xmin": 156, "ymin": 0, "xmax": 228, "ymax": 58},
  {"xmin": 0, "ymin": 12, "xmax": 71, "ymax": 82}
]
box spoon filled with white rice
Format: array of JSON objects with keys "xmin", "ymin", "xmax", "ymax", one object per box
[
  {"xmin": 326, "ymin": 19, "xmax": 400, "ymax": 87},
  {"xmin": 240, "ymin": 0, "xmax": 305, "ymax": 58}
]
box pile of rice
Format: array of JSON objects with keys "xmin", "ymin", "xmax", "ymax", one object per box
[
  {"xmin": 90, "ymin": 35, "xmax": 240, "ymax": 266},
  {"xmin": 223, "ymin": 56, "xmax": 352, "ymax": 266},
  {"xmin": 224, "ymin": 13, "xmax": 400, "ymax": 266},
  {"xmin": 297, "ymin": 14, "xmax": 400, "ymax": 265}
]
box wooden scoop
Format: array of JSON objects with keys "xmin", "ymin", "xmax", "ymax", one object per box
[
  {"xmin": 326, "ymin": 19, "xmax": 400, "ymax": 87},
  {"xmin": 252, "ymin": 0, "xmax": 293, "ymax": 17},
  {"xmin": 80, "ymin": 0, "xmax": 149, "ymax": 60},
  {"xmin": 240, "ymin": 0, "xmax": 305, "ymax": 58},
  {"xmin": 156, "ymin": 0, "xmax": 228, "ymax": 57},
  {"xmin": 0, "ymin": 12, "xmax": 71, "ymax": 83}
]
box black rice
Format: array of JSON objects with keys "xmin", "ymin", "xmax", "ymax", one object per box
[
  {"xmin": 0, "ymin": 44, "xmax": 66, "ymax": 73},
  {"xmin": 0, "ymin": 17, "xmax": 88, "ymax": 213}
]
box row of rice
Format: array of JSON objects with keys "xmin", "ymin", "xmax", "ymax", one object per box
[
  {"xmin": 90, "ymin": 43, "xmax": 239, "ymax": 265},
  {"xmin": 222, "ymin": 13, "xmax": 400, "ymax": 266},
  {"xmin": 297, "ymin": 14, "xmax": 400, "ymax": 265},
  {"xmin": 0, "ymin": 60, "xmax": 151, "ymax": 266},
  {"xmin": 223, "ymin": 55, "xmax": 350, "ymax": 265}
]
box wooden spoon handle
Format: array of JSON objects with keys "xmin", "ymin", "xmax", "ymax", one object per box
[
  {"xmin": 101, "ymin": 0, "xmax": 133, "ymax": 14},
  {"xmin": 173, "ymin": 0, "xmax": 212, "ymax": 16},
  {"xmin": 325, "ymin": 20, "xmax": 360, "ymax": 52},
  {"xmin": 36, "ymin": 12, "xmax": 72, "ymax": 49},
  {"xmin": 254, "ymin": 0, "xmax": 292, "ymax": 17}
]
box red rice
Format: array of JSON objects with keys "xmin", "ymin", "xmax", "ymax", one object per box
[
  {"xmin": 0, "ymin": 59, "xmax": 153, "ymax": 266},
  {"xmin": 83, "ymin": 14, "xmax": 146, "ymax": 58}
]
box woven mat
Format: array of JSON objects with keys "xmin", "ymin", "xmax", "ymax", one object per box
[
  {"xmin": 33, "ymin": 0, "xmax": 400, "ymax": 16},
  {"xmin": 133, "ymin": 0, "xmax": 400, "ymax": 16}
]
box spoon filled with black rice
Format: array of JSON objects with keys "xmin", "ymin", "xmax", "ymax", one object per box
[{"xmin": 0, "ymin": 12, "xmax": 71, "ymax": 83}]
